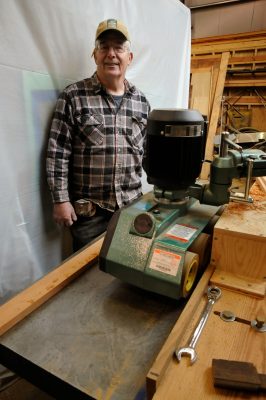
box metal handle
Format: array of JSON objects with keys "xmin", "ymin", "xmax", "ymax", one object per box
[{"xmin": 189, "ymin": 286, "xmax": 221, "ymax": 349}]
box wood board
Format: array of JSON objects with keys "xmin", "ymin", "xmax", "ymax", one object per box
[
  {"xmin": 0, "ymin": 237, "xmax": 104, "ymax": 336},
  {"xmin": 191, "ymin": 31, "xmax": 266, "ymax": 56},
  {"xmin": 200, "ymin": 52, "xmax": 230, "ymax": 180},
  {"xmin": 210, "ymin": 269, "xmax": 266, "ymax": 298},
  {"xmin": 190, "ymin": 67, "xmax": 213, "ymax": 118},
  {"xmin": 146, "ymin": 264, "xmax": 215, "ymax": 399},
  {"xmin": 148, "ymin": 282, "xmax": 266, "ymax": 400},
  {"xmin": 211, "ymin": 182, "xmax": 266, "ymax": 280}
]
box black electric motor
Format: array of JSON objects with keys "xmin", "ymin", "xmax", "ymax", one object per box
[{"xmin": 145, "ymin": 109, "xmax": 207, "ymax": 193}]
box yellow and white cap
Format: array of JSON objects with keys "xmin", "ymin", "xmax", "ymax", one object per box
[{"xmin": 95, "ymin": 19, "xmax": 130, "ymax": 42}]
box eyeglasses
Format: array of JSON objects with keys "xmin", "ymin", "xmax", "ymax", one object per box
[{"xmin": 95, "ymin": 41, "xmax": 129, "ymax": 54}]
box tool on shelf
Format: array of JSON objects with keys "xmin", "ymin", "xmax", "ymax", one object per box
[
  {"xmin": 212, "ymin": 359, "xmax": 266, "ymax": 392},
  {"xmin": 175, "ymin": 286, "xmax": 221, "ymax": 364}
]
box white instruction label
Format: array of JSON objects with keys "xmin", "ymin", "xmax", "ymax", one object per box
[
  {"xmin": 165, "ymin": 223, "xmax": 197, "ymax": 243},
  {"xmin": 149, "ymin": 248, "xmax": 181, "ymax": 276}
]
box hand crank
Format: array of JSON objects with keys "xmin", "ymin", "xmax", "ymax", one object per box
[{"xmin": 175, "ymin": 286, "xmax": 222, "ymax": 364}]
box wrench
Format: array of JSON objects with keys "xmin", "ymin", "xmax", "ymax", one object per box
[{"xmin": 175, "ymin": 286, "xmax": 221, "ymax": 364}]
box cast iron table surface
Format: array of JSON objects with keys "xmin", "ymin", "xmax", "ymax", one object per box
[{"xmin": 0, "ymin": 263, "xmax": 183, "ymax": 400}]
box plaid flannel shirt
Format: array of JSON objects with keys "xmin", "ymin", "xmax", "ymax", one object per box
[{"xmin": 46, "ymin": 72, "xmax": 150, "ymax": 211}]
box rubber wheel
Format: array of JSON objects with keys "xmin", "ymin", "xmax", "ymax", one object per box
[
  {"xmin": 181, "ymin": 251, "xmax": 199, "ymax": 298},
  {"xmin": 189, "ymin": 233, "xmax": 211, "ymax": 275}
]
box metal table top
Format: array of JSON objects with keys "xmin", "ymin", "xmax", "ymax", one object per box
[{"xmin": 0, "ymin": 264, "xmax": 184, "ymax": 400}]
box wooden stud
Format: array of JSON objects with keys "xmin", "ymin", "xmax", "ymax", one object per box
[
  {"xmin": 225, "ymin": 79, "xmax": 266, "ymax": 87},
  {"xmin": 200, "ymin": 52, "xmax": 230, "ymax": 180}
]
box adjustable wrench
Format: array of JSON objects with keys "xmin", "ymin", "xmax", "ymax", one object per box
[{"xmin": 175, "ymin": 286, "xmax": 221, "ymax": 364}]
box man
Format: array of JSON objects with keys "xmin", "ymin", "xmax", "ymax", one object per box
[{"xmin": 46, "ymin": 19, "xmax": 150, "ymax": 251}]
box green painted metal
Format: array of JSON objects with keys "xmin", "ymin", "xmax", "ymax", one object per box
[{"xmin": 100, "ymin": 192, "xmax": 219, "ymax": 299}]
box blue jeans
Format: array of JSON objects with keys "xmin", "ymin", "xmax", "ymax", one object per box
[{"xmin": 70, "ymin": 206, "xmax": 114, "ymax": 252}]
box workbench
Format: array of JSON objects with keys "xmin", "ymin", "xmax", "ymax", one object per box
[
  {"xmin": 0, "ymin": 242, "xmax": 184, "ymax": 400},
  {"xmin": 146, "ymin": 182, "xmax": 266, "ymax": 399},
  {"xmin": 0, "ymin": 184, "xmax": 265, "ymax": 400},
  {"xmin": 147, "ymin": 266, "xmax": 265, "ymax": 400}
]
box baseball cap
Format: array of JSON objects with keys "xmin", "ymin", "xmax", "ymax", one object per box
[{"xmin": 95, "ymin": 19, "xmax": 130, "ymax": 42}]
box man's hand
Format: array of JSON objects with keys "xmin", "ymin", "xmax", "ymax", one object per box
[{"xmin": 53, "ymin": 202, "xmax": 77, "ymax": 227}]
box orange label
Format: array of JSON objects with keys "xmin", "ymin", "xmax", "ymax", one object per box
[{"xmin": 149, "ymin": 248, "xmax": 182, "ymax": 276}]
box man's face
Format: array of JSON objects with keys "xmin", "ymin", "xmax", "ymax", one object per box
[{"xmin": 94, "ymin": 31, "xmax": 133, "ymax": 81}]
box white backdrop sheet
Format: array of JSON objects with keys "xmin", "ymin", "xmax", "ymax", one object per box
[{"xmin": 0, "ymin": 0, "xmax": 191, "ymax": 302}]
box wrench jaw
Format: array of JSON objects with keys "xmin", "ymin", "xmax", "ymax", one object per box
[{"xmin": 175, "ymin": 347, "xmax": 197, "ymax": 365}]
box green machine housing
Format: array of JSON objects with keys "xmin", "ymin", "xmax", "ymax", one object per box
[
  {"xmin": 99, "ymin": 109, "xmax": 266, "ymax": 299},
  {"xmin": 99, "ymin": 194, "xmax": 219, "ymax": 299}
]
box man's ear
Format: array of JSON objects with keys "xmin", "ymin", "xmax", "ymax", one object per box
[
  {"xmin": 128, "ymin": 52, "xmax": 133, "ymax": 65},
  {"xmin": 92, "ymin": 49, "xmax": 98, "ymax": 64},
  {"xmin": 91, "ymin": 49, "xmax": 96, "ymax": 62}
]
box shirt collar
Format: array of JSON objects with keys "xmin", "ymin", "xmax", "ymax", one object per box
[{"xmin": 91, "ymin": 72, "xmax": 136, "ymax": 96}]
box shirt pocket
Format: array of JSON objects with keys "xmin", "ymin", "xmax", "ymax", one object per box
[
  {"xmin": 76, "ymin": 113, "xmax": 104, "ymax": 145},
  {"xmin": 131, "ymin": 115, "xmax": 147, "ymax": 149}
]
